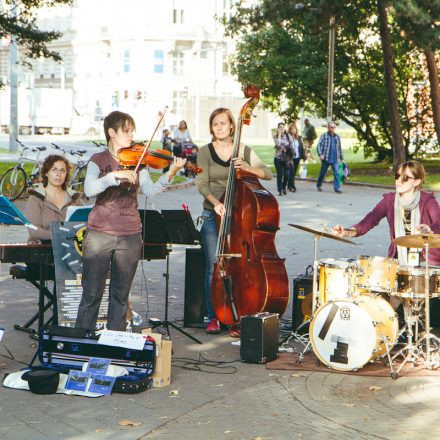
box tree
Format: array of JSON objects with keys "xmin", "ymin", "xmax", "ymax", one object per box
[
  {"xmin": 0, "ymin": 0, "xmax": 72, "ymax": 85},
  {"xmin": 224, "ymin": 0, "xmax": 420, "ymax": 162},
  {"xmin": 393, "ymin": 0, "xmax": 440, "ymax": 147}
]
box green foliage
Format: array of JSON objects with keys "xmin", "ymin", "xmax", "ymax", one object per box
[
  {"xmin": 0, "ymin": 0, "xmax": 72, "ymax": 82},
  {"xmin": 225, "ymin": 0, "xmax": 439, "ymax": 160}
]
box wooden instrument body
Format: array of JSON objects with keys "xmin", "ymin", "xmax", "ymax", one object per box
[{"xmin": 211, "ymin": 170, "xmax": 289, "ymax": 325}]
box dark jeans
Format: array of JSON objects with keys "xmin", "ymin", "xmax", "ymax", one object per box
[
  {"xmin": 200, "ymin": 209, "xmax": 217, "ymax": 320},
  {"xmin": 288, "ymin": 158, "xmax": 301, "ymax": 190},
  {"xmin": 76, "ymin": 229, "xmax": 142, "ymax": 331},
  {"xmin": 274, "ymin": 158, "xmax": 290, "ymax": 193},
  {"xmin": 317, "ymin": 160, "xmax": 340, "ymax": 192}
]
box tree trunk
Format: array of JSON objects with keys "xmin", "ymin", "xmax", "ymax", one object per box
[
  {"xmin": 377, "ymin": 0, "xmax": 405, "ymax": 170},
  {"xmin": 425, "ymin": 49, "xmax": 440, "ymax": 146}
]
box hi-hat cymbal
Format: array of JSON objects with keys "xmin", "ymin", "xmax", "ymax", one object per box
[
  {"xmin": 288, "ymin": 223, "xmax": 357, "ymax": 245},
  {"xmin": 393, "ymin": 234, "xmax": 440, "ymax": 249}
]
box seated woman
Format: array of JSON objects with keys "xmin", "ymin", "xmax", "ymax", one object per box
[
  {"xmin": 172, "ymin": 120, "xmax": 193, "ymax": 157},
  {"xmin": 332, "ymin": 160, "xmax": 440, "ymax": 311},
  {"xmin": 26, "ymin": 154, "xmax": 82, "ymax": 244},
  {"xmin": 332, "ymin": 160, "xmax": 440, "ymax": 265},
  {"xmin": 24, "ymin": 154, "xmax": 83, "ymax": 280}
]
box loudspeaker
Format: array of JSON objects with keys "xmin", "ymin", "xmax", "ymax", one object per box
[
  {"xmin": 240, "ymin": 313, "xmax": 279, "ymax": 363},
  {"xmin": 184, "ymin": 247, "xmax": 207, "ymax": 328},
  {"xmin": 292, "ymin": 266, "xmax": 314, "ymax": 332}
]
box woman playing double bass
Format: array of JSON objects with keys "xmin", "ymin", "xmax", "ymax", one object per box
[{"xmin": 197, "ymin": 107, "xmax": 273, "ymax": 336}]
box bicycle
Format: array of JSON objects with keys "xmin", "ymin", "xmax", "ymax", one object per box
[{"xmin": 0, "ymin": 140, "xmax": 47, "ymax": 201}]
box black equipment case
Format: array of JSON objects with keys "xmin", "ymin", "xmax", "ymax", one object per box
[
  {"xmin": 291, "ymin": 265, "xmax": 315, "ymax": 332},
  {"xmin": 39, "ymin": 325, "xmax": 156, "ymax": 393}
]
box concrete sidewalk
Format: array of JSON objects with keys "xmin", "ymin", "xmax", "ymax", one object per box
[{"xmin": 0, "ymin": 179, "xmax": 439, "ymax": 440}]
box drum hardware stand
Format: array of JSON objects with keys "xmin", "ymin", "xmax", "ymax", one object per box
[
  {"xmin": 380, "ymin": 335, "xmax": 398, "ymax": 379},
  {"xmin": 391, "ymin": 298, "xmax": 426, "ymax": 374}
]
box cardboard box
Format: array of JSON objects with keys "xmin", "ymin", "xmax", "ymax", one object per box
[
  {"xmin": 152, "ymin": 340, "xmax": 172, "ymax": 387},
  {"xmin": 141, "ymin": 328, "xmax": 172, "ymax": 387}
]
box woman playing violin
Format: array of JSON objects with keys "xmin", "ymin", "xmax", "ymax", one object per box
[
  {"xmin": 197, "ymin": 107, "xmax": 272, "ymax": 336},
  {"xmin": 76, "ymin": 110, "xmax": 186, "ymax": 332}
]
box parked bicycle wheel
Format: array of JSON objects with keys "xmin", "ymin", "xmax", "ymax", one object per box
[
  {"xmin": 0, "ymin": 166, "xmax": 27, "ymax": 201},
  {"xmin": 70, "ymin": 165, "xmax": 87, "ymax": 193}
]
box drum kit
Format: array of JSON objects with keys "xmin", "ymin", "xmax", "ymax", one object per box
[{"xmin": 288, "ymin": 224, "xmax": 440, "ymax": 379}]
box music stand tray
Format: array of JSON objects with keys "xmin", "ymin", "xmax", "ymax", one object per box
[{"xmin": 141, "ymin": 209, "xmax": 202, "ymax": 344}]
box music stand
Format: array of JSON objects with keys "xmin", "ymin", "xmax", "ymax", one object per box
[{"xmin": 141, "ymin": 209, "xmax": 202, "ymax": 344}]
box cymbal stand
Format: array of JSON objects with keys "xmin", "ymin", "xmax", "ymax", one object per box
[
  {"xmin": 422, "ymin": 242, "xmax": 440, "ymax": 367},
  {"xmin": 391, "ymin": 298, "xmax": 425, "ymax": 375},
  {"xmin": 294, "ymin": 233, "xmax": 322, "ymax": 363}
]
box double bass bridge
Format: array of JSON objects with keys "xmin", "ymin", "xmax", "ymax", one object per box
[{"xmin": 217, "ymin": 253, "xmax": 242, "ymax": 259}]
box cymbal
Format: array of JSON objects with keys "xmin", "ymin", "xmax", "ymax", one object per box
[
  {"xmin": 288, "ymin": 223, "xmax": 357, "ymax": 245},
  {"xmin": 393, "ymin": 234, "xmax": 440, "ymax": 249}
]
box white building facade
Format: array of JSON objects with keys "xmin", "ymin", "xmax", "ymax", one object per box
[{"xmin": 1, "ymin": 0, "xmax": 275, "ymax": 140}]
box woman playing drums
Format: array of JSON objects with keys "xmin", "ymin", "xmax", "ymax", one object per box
[{"xmin": 332, "ymin": 160, "xmax": 440, "ymax": 266}]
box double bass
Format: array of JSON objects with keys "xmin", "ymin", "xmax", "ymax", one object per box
[{"xmin": 211, "ymin": 85, "xmax": 289, "ymax": 325}]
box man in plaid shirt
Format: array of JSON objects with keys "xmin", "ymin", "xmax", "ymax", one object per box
[{"xmin": 316, "ymin": 122, "xmax": 343, "ymax": 194}]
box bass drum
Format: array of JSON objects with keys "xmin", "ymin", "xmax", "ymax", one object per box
[{"xmin": 310, "ymin": 294, "xmax": 398, "ymax": 371}]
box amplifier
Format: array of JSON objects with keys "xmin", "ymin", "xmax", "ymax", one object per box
[
  {"xmin": 292, "ymin": 266, "xmax": 314, "ymax": 332},
  {"xmin": 240, "ymin": 313, "xmax": 279, "ymax": 364},
  {"xmin": 184, "ymin": 248, "xmax": 207, "ymax": 328}
]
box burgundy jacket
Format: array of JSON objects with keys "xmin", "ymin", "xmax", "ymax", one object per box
[{"xmin": 351, "ymin": 191, "xmax": 440, "ymax": 265}]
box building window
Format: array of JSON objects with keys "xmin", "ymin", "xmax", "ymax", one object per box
[
  {"xmin": 154, "ymin": 50, "xmax": 164, "ymax": 74},
  {"xmin": 172, "ymin": 90, "xmax": 186, "ymax": 115},
  {"xmin": 173, "ymin": 8, "xmax": 184, "ymax": 24},
  {"xmin": 123, "ymin": 49, "xmax": 130, "ymax": 73},
  {"xmin": 222, "ymin": 45, "xmax": 229, "ymax": 75},
  {"xmin": 172, "ymin": 51, "xmax": 184, "ymax": 75}
]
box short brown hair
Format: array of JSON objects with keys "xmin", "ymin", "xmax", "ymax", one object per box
[
  {"xmin": 209, "ymin": 108, "xmax": 236, "ymax": 141},
  {"xmin": 41, "ymin": 155, "xmax": 71, "ymax": 190},
  {"xmin": 398, "ymin": 160, "xmax": 426, "ymax": 191},
  {"xmin": 103, "ymin": 111, "xmax": 136, "ymax": 144}
]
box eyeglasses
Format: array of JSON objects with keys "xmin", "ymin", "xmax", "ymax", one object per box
[
  {"xmin": 394, "ymin": 172, "xmax": 414, "ymax": 183},
  {"xmin": 50, "ymin": 168, "xmax": 67, "ymax": 174}
]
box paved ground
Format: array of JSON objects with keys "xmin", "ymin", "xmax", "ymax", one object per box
[{"xmin": 1, "ymin": 177, "xmax": 439, "ymax": 440}]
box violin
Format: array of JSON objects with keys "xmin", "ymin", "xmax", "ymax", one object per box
[{"xmin": 118, "ymin": 143, "xmax": 202, "ymax": 174}]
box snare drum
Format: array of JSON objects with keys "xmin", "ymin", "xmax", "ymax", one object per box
[
  {"xmin": 310, "ymin": 293, "xmax": 398, "ymax": 371},
  {"xmin": 356, "ymin": 255, "xmax": 398, "ymax": 293},
  {"xmin": 395, "ymin": 266, "xmax": 440, "ymax": 299},
  {"xmin": 318, "ymin": 258, "xmax": 357, "ymax": 305}
]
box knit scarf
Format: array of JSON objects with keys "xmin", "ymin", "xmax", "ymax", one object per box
[{"xmin": 394, "ymin": 191, "xmax": 421, "ymax": 266}]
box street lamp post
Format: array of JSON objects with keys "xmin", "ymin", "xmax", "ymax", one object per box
[
  {"xmin": 9, "ymin": 0, "xmax": 18, "ymax": 152},
  {"xmin": 327, "ymin": 15, "xmax": 335, "ymax": 123},
  {"xmin": 294, "ymin": 3, "xmax": 335, "ymax": 123}
]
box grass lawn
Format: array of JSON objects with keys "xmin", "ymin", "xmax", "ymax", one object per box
[{"xmin": 250, "ymin": 142, "xmax": 440, "ymax": 191}]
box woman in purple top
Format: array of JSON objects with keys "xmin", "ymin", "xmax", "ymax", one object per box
[{"xmin": 332, "ymin": 160, "xmax": 440, "ymax": 266}]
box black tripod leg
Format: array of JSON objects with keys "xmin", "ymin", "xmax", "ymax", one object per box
[{"xmin": 167, "ymin": 321, "xmax": 202, "ymax": 344}]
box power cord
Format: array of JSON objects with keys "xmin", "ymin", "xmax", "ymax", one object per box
[{"xmin": 172, "ymin": 352, "xmax": 241, "ymax": 374}]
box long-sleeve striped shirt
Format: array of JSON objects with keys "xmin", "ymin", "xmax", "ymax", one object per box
[{"xmin": 316, "ymin": 132, "xmax": 343, "ymax": 161}]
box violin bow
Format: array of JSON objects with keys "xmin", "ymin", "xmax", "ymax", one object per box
[{"xmin": 133, "ymin": 106, "xmax": 169, "ymax": 174}]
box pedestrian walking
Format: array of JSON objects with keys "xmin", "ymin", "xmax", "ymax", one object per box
[
  {"xmin": 302, "ymin": 118, "xmax": 317, "ymax": 163},
  {"xmin": 286, "ymin": 122, "xmax": 306, "ymax": 192},
  {"xmin": 316, "ymin": 122, "xmax": 343, "ymax": 194},
  {"xmin": 273, "ymin": 122, "xmax": 290, "ymax": 196}
]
